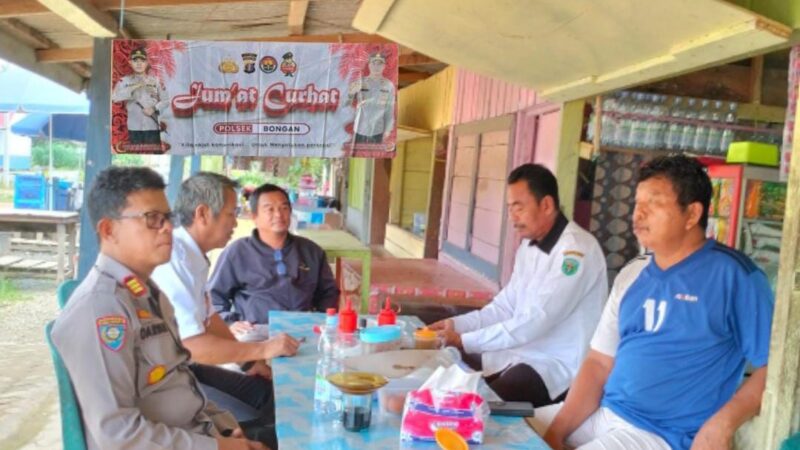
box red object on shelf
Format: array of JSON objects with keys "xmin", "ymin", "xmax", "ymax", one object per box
[
  {"xmin": 377, "ymin": 298, "xmax": 397, "ymax": 326},
  {"xmin": 707, "ymin": 164, "xmax": 744, "ymax": 247}
]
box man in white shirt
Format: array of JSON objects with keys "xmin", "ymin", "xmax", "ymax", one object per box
[
  {"xmin": 431, "ymin": 163, "xmax": 608, "ymax": 407},
  {"xmin": 153, "ymin": 172, "xmax": 300, "ymax": 448}
]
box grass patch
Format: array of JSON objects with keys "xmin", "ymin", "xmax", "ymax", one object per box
[
  {"xmin": 0, "ymin": 188, "xmax": 13, "ymax": 204},
  {"xmin": 0, "ymin": 277, "xmax": 31, "ymax": 305}
]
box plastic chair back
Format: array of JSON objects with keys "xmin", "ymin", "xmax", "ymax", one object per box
[{"xmin": 45, "ymin": 321, "xmax": 87, "ymax": 450}]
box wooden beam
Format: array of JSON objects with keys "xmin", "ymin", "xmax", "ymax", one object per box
[
  {"xmin": 248, "ymin": 32, "xmax": 392, "ymax": 44},
  {"xmin": 0, "ymin": 27, "xmax": 84, "ymax": 92},
  {"xmin": 399, "ymin": 71, "xmax": 430, "ymax": 83},
  {"xmin": 0, "ymin": 19, "xmax": 90, "ymax": 82},
  {"xmin": 0, "ymin": 0, "xmax": 294, "ymax": 18},
  {"xmin": 36, "ymin": 0, "xmax": 119, "ymax": 38},
  {"xmin": 287, "ymin": 0, "xmax": 309, "ymax": 36},
  {"xmin": 399, "ymin": 53, "xmax": 439, "ymax": 66},
  {"xmin": 36, "ymin": 47, "xmax": 92, "ymax": 63},
  {"xmin": 750, "ymin": 54, "xmax": 765, "ymax": 104}
]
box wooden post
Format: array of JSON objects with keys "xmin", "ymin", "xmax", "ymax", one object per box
[
  {"xmin": 750, "ymin": 55, "xmax": 765, "ymax": 105},
  {"xmin": 369, "ymin": 157, "xmax": 391, "ymax": 245},
  {"xmin": 77, "ymin": 38, "xmax": 113, "ymax": 281},
  {"xmin": 759, "ymin": 82, "xmax": 800, "ymax": 449},
  {"xmin": 424, "ymin": 129, "xmax": 448, "ymax": 258},
  {"xmin": 555, "ymin": 99, "xmax": 585, "ymax": 219}
]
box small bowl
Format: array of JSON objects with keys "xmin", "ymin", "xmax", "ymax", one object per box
[{"xmin": 327, "ymin": 372, "xmax": 388, "ymax": 395}]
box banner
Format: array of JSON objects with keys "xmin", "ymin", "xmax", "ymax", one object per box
[{"xmin": 110, "ymin": 39, "xmax": 398, "ymax": 158}]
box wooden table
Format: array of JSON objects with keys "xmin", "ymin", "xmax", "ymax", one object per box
[
  {"xmin": 297, "ymin": 229, "xmax": 371, "ymax": 313},
  {"xmin": 0, "ymin": 209, "xmax": 78, "ymax": 282}
]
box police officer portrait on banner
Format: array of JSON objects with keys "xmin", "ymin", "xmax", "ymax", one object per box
[
  {"xmin": 349, "ymin": 51, "xmax": 395, "ymax": 145},
  {"xmin": 111, "ymin": 46, "xmax": 169, "ymax": 148}
]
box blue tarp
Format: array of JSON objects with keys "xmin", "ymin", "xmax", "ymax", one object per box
[
  {"xmin": 11, "ymin": 113, "xmax": 88, "ymax": 142},
  {"xmin": 0, "ymin": 61, "xmax": 89, "ymax": 113}
]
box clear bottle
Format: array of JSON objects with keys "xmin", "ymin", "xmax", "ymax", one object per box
[
  {"xmin": 692, "ymin": 99, "xmax": 711, "ymax": 152},
  {"xmin": 600, "ymin": 94, "xmax": 619, "ymax": 147},
  {"xmin": 719, "ymin": 102, "xmax": 738, "ymax": 155},
  {"xmin": 314, "ymin": 309, "xmax": 342, "ymax": 417},
  {"xmin": 644, "ymin": 94, "xmax": 667, "ymax": 149},
  {"xmin": 679, "ymin": 98, "xmax": 698, "ymax": 152},
  {"xmin": 665, "ymin": 97, "xmax": 685, "ymax": 151},
  {"xmin": 613, "ymin": 91, "xmax": 632, "ymax": 147},
  {"xmin": 627, "ymin": 93, "xmax": 648, "ymax": 148},
  {"xmin": 706, "ymin": 101, "xmax": 724, "ymax": 155}
]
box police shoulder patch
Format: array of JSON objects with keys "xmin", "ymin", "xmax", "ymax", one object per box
[
  {"xmin": 562, "ymin": 257, "xmax": 580, "ymax": 276},
  {"xmin": 123, "ymin": 275, "xmax": 146, "ymax": 297},
  {"xmin": 96, "ymin": 315, "xmax": 127, "ymax": 351}
]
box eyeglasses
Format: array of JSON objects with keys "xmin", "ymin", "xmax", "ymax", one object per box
[
  {"xmin": 116, "ymin": 211, "xmax": 174, "ymax": 230},
  {"xmin": 274, "ymin": 248, "xmax": 287, "ymax": 277}
]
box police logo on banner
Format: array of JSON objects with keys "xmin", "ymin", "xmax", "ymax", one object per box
[{"xmin": 97, "ymin": 316, "xmax": 127, "ymax": 351}]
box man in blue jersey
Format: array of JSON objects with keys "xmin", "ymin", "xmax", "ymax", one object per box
[{"xmin": 536, "ymin": 155, "xmax": 773, "ymax": 450}]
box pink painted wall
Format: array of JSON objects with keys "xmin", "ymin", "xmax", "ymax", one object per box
[{"xmin": 442, "ymin": 69, "xmax": 563, "ymax": 286}]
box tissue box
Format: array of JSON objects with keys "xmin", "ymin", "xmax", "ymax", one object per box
[{"xmin": 400, "ymin": 389, "xmax": 486, "ymax": 444}]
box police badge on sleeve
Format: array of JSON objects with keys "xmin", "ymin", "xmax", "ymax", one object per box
[{"xmin": 96, "ymin": 316, "xmax": 128, "ymax": 351}]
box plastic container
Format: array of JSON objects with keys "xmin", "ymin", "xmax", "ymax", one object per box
[
  {"xmin": 414, "ymin": 327, "xmax": 442, "ymax": 350},
  {"xmin": 377, "ymin": 376, "xmax": 425, "ymax": 415},
  {"xmin": 360, "ymin": 326, "xmax": 402, "ymax": 354},
  {"xmin": 341, "ymin": 392, "xmax": 373, "ymax": 431},
  {"xmin": 726, "ymin": 141, "xmax": 779, "ymax": 166},
  {"xmin": 14, "ymin": 173, "xmax": 46, "ymax": 210}
]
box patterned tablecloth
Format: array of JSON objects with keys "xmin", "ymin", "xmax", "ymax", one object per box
[{"xmin": 269, "ymin": 311, "xmax": 551, "ymax": 449}]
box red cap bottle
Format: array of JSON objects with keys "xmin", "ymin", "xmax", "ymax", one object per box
[
  {"xmin": 377, "ymin": 298, "xmax": 397, "ymax": 326},
  {"xmin": 338, "ymin": 299, "xmax": 357, "ymax": 333}
]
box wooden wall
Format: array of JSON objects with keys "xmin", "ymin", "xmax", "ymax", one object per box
[
  {"xmin": 397, "ymin": 66, "xmax": 456, "ymax": 131},
  {"xmin": 452, "ymin": 69, "xmax": 544, "ymax": 125}
]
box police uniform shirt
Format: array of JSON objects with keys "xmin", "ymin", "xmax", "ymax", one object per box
[
  {"xmin": 52, "ymin": 253, "xmax": 238, "ymax": 450},
  {"xmin": 354, "ymin": 77, "xmax": 394, "ymax": 138},
  {"xmin": 111, "ymin": 73, "xmax": 168, "ymax": 132},
  {"xmin": 452, "ymin": 213, "xmax": 609, "ymax": 399},
  {"xmin": 152, "ymin": 227, "xmax": 214, "ymax": 339},
  {"xmin": 209, "ymin": 230, "xmax": 340, "ymax": 324},
  {"xmin": 590, "ymin": 240, "xmax": 774, "ymax": 450}
]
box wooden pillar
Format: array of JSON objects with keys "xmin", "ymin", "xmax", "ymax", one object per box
[
  {"xmin": 760, "ymin": 82, "xmax": 800, "ymax": 449},
  {"xmin": 424, "ymin": 129, "xmax": 448, "ymax": 258},
  {"xmin": 554, "ymin": 99, "xmax": 585, "ymax": 219},
  {"xmin": 77, "ymin": 38, "xmax": 113, "ymax": 281},
  {"xmin": 369, "ymin": 157, "xmax": 391, "ymax": 245}
]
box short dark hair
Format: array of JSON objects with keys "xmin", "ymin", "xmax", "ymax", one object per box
[
  {"xmin": 174, "ymin": 172, "xmax": 239, "ymax": 227},
  {"xmin": 87, "ymin": 166, "xmax": 166, "ymax": 230},
  {"xmin": 507, "ymin": 163, "xmax": 560, "ymax": 207},
  {"xmin": 638, "ymin": 155, "xmax": 712, "ymax": 229},
  {"xmin": 249, "ymin": 183, "xmax": 291, "ymax": 215}
]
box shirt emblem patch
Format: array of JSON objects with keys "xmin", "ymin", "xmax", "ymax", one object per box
[
  {"xmin": 562, "ymin": 257, "xmax": 580, "ymax": 276},
  {"xmin": 147, "ymin": 365, "xmax": 166, "ymax": 385},
  {"xmin": 96, "ymin": 316, "xmax": 127, "ymax": 351},
  {"xmin": 123, "ymin": 275, "xmax": 146, "ymax": 297}
]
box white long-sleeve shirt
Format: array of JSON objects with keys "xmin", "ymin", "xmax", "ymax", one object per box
[{"xmin": 453, "ymin": 217, "xmax": 608, "ymax": 398}]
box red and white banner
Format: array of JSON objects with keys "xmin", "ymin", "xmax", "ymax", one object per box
[{"xmin": 110, "ymin": 39, "xmax": 397, "ymax": 158}]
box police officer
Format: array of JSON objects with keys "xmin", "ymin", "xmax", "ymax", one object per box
[
  {"xmin": 51, "ymin": 166, "xmax": 266, "ymax": 450},
  {"xmin": 111, "ymin": 46, "xmax": 168, "ymax": 146},
  {"xmin": 349, "ymin": 51, "xmax": 395, "ymax": 144}
]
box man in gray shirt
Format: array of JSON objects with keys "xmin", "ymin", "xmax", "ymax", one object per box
[{"xmin": 209, "ymin": 183, "xmax": 339, "ymax": 334}]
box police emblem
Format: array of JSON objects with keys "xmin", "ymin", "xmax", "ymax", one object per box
[
  {"xmin": 96, "ymin": 316, "xmax": 127, "ymax": 351},
  {"xmin": 259, "ymin": 56, "xmax": 277, "ymax": 73},
  {"xmin": 562, "ymin": 257, "xmax": 580, "ymax": 276},
  {"xmin": 280, "ymin": 52, "xmax": 297, "ymax": 77}
]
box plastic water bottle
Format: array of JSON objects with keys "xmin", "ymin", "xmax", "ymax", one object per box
[
  {"xmin": 600, "ymin": 94, "xmax": 619, "ymax": 147},
  {"xmin": 665, "ymin": 97, "xmax": 685, "ymax": 151},
  {"xmin": 314, "ymin": 309, "xmax": 341, "ymax": 416},
  {"xmin": 720, "ymin": 102, "xmax": 738, "ymax": 155},
  {"xmin": 613, "ymin": 91, "xmax": 632, "ymax": 147},
  {"xmin": 693, "ymin": 100, "xmax": 711, "ymax": 152},
  {"xmin": 679, "ymin": 98, "xmax": 698, "ymax": 152},
  {"xmin": 706, "ymin": 101, "xmax": 724, "ymax": 155}
]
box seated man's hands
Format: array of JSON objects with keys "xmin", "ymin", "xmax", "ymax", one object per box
[
  {"xmin": 246, "ymin": 360, "xmax": 272, "ymax": 380},
  {"xmin": 230, "ymin": 321, "xmax": 255, "ymax": 336},
  {"xmin": 430, "ymin": 319, "xmax": 462, "ymax": 348},
  {"xmin": 263, "ymin": 332, "xmax": 300, "ymax": 358}
]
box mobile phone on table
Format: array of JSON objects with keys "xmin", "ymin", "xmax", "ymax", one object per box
[{"xmin": 488, "ymin": 400, "xmax": 535, "ymax": 417}]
